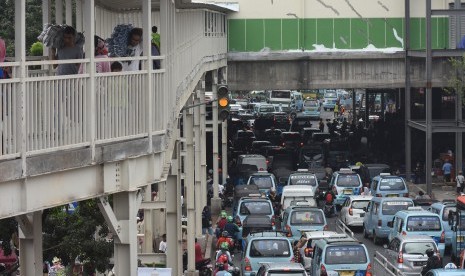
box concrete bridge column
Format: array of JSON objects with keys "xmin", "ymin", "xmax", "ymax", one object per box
[
  {"xmin": 211, "ymin": 70, "xmax": 222, "ymax": 214},
  {"xmin": 194, "ymin": 93, "xmax": 203, "ymax": 237},
  {"xmin": 17, "ymin": 211, "xmax": 43, "ymax": 276},
  {"xmin": 199, "ymin": 89, "xmax": 208, "ymax": 211}
]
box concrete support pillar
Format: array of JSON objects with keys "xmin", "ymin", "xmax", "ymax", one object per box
[
  {"xmin": 113, "ymin": 191, "xmax": 139, "ymax": 276},
  {"xmin": 42, "ymin": 0, "xmax": 50, "ymax": 57},
  {"xmin": 65, "ymin": 0, "xmax": 72, "ymax": 25},
  {"xmin": 75, "ymin": 0, "xmax": 83, "ymax": 32},
  {"xmin": 166, "ymin": 163, "xmax": 183, "ymax": 275},
  {"xmin": 211, "ymin": 71, "xmax": 222, "ymax": 214},
  {"xmin": 154, "ymin": 181, "xmax": 166, "ymax": 239},
  {"xmin": 405, "ymin": 0, "xmax": 412, "ymax": 183},
  {"xmin": 425, "ymin": 0, "xmax": 433, "ymax": 194},
  {"xmin": 222, "ymin": 120, "xmax": 228, "ymax": 185},
  {"xmin": 143, "ymin": 186, "xmax": 154, "ymax": 253},
  {"xmin": 194, "ymin": 94, "xmax": 203, "ymax": 237},
  {"xmin": 199, "ymin": 90, "xmax": 208, "ymax": 209},
  {"xmin": 17, "ymin": 211, "xmax": 43, "ymax": 276},
  {"xmin": 184, "ymin": 109, "xmax": 196, "ymax": 274},
  {"xmin": 352, "ymin": 90, "xmax": 356, "ymax": 125},
  {"xmin": 55, "ymin": 0, "xmax": 63, "ymax": 24}
]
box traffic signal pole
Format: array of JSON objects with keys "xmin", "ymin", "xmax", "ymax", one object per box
[{"xmin": 211, "ymin": 81, "xmax": 222, "ymax": 214}]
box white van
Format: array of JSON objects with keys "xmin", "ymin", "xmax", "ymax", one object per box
[
  {"xmin": 237, "ymin": 154, "xmax": 267, "ymax": 172},
  {"xmin": 281, "ymin": 185, "xmax": 317, "ymax": 210}
]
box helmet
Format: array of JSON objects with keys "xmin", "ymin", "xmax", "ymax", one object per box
[
  {"xmin": 222, "ymin": 231, "xmax": 229, "ymax": 237},
  {"xmin": 426, "ymin": 248, "xmax": 435, "ymax": 257},
  {"xmin": 216, "ymin": 262, "xmax": 225, "ymax": 271},
  {"xmin": 227, "ymin": 216, "xmax": 233, "ymax": 223},
  {"xmin": 220, "ymin": 210, "xmax": 227, "ymax": 218},
  {"xmin": 220, "ymin": 242, "xmax": 229, "ymax": 250}
]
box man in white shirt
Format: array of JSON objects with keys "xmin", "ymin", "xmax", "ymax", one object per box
[
  {"xmin": 456, "ymin": 171, "xmax": 465, "ymax": 194},
  {"xmin": 123, "ymin": 28, "xmax": 143, "ymax": 71},
  {"xmin": 159, "ymin": 234, "xmax": 167, "ymax": 253}
]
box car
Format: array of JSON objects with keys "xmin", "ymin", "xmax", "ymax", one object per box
[
  {"xmin": 234, "ymin": 196, "xmax": 275, "ymax": 239},
  {"xmin": 281, "ymin": 205, "xmax": 327, "ymax": 241},
  {"xmin": 370, "ymin": 173, "xmax": 409, "ymax": 198},
  {"xmin": 300, "ymin": 127, "xmax": 321, "ymax": 145},
  {"xmin": 255, "ymin": 104, "xmax": 276, "ymax": 117},
  {"xmin": 297, "ymin": 145, "xmax": 324, "ymax": 169},
  {"xmin": 237, "ymin": 154, "xmax": 267, "ymax": 172},
  {"xmin": 351, "ymin": 163, "xmax": 391, "ymax": 185},
  {"xmin": 424, "ymin": 269, "xmax": 465, "ymax": 276},
  {"xmin": 329, "ymin": 168, "xmax": 363, "ymax": 206},
  {"xmin": 388, "ymin": 207, "xmax": 445, "ymax": 257},
  {"xmin": 241, "ymin": 215, "xmax": 273, "ymax": 238},
  {"xmin": 298, "ymin": 231, "xmax": 339, "ymax": 271},
  {"xmin": 281, "ymin": 185, "xmax": 317, "ymax": 210},
  {"xmin": 252, "ymin": 262, "xmax": 308, "ymax": 276},
  {"xmin": 232, "ymin": 184, "xmax": 260, "ymax": 215},
  {"xmin": 363, "ymin": 197, "xmax": 414, "ymax": 244},
  {"xmin": 271, "ymin": 112, "xmax": 291, "ymax": 130},
  {"xmin": 428, "ymin": 201, "xmax": 457, "ymax": 248},
  {"xmin": 287, "ymin": 171, "xmax": 319, "ymax": 190},
  {"xmin": 338, "ymin": 195, "xmax": 373, "ymax": 227},
  {"xmin": 301, "ymin": 99, "xmax": 321, "ymax": 119},
  {"xmin": 263, "ymin": 129, "xmax": 282, "ymax": 146},
  {"xmin": 381, "ymin": 234, "xmax": 439, "ymax": 276},
  {"xmin": 241, "ymin": 233, "xmax": 294, "ymax": 276},
  {"xmin": 233, "ymin": 130, "xmax": 256, "ymax": 151},
  {"xmin": 246, "ymin": 172, "xmax": 277, "ymax": 194},
  {"xmin": 250, "ymin": 141, "xmax": 272, "ymax": 154},
  {"xmin": 310, "ymin": 235, "xmax": 372, "ymax": 276},
  {"xmin": 280, "ymin": 132, "xmax": 303, "ymax": 150},
  {"xmin": 290, "ymin": 116, "xmax": 313, "ymax": 133}
]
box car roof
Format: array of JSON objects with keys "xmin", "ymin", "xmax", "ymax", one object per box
[
  {"xmin": 396, "ymin": 209, "xmax": 439, "ymax": 217},
  {"xmin": 315, "ymin": 236, "xmax": 361, "ymax": 247},
  {"xmin": 261, "ymin": 262, "xmax": 305, "ymax": 270},
  {"xmin": 395, "ymin": 234, "xmax": 437, "ymax": 242},
  {"xmin": 282, "ymin": 185, "xmax": 315, "ymax": 191},
  {"xmin": 302, "ymin": 231, "xmax": 338, "ymax": 238},
  {"xmin": 430, "ymin": 202, "xmax": 456, "ymax": 209},
  {"xmin": 250, "ymin": 172, "xmax": 274, "ymax": 176},
  {"xmin": 426, "ymin": 269, "xmax": 465, "ymax": 275},
  {"xmin": 239, "ymin": 197, "xmax": 271, "ymax": 202},
  {"xmin": 371, "ymin": 197, "xmax": 414, "ymax": 203},
  {"xmin": 238, "ymin": 154, "xmax": 266, "ymax": 159},
  {"xmin": 347, "ymin": 195, "xmax": 373, "ymax": 200},
  {"xmin": 286, "ymin": 206, "xmax": 322, "ymax": 212}
]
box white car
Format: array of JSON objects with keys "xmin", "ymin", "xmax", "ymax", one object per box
[
  {"xmin": 338, "ymin": 195, "xmax": 372, "ymax": 227},
  {"xmin": 298, "ymin": 231, "xmax": 339, "ymax": 271}
]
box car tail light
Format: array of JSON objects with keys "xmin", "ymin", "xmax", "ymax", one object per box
[
  {"xmin": 378, "ymin": 220, "xmax": 382, "ymax": 227},
  {"xmin": 376, "ymin": 194, "xmax": 381, "ymax": 197},
  {"xmin": 266, "ymin": 160, "xmax": 270, "ymax": 164},
  {"xmin": 404, "ymin": 193, "xmax": 409, "ymax": 198},
  {"xmin": 440, "ymin": 231, "xmax": 445, "ymax": 243},
  {"xmin": 402, "ymin": 231, "xmax": 407, "ymax": 236},
  {"xmin": 300, "ymin": 142, "xmax": 304, "ymax": 147},
  {"xmin": 290, "ymin": 256, "xmax": 295, "ymax": 263},
  {"xmin": 259, "ymin": 168, "xmax": 264, "ymax": 171},
  {"xmin": 324, "ymin": 224, "xmax": 329, "ymax": 230},
  {"xmin": 282, "ymin": 143, "xmax": 285, "ymax": 147},
  {"xmin": 271, "ymin": 216, "xmax": 276, "ymax": 227},
  {"xmin": 366, "ymin": 263, "xmax": 372, "ymax": 276},
  {"xmin": 349, "ymin": 208, "xmax": 353, "ymax": 216},
  {"xmin": 320, "ymin": 264, "xmax": 328, "ymax": 276},
  {"xmin": 235, "ymin": 216, "xmax": 242, "ymax": 227},
  {"xmin": 244, "ymin": 257, "xmax": 252, "ymax": 271},
  {"xmin": 397, "ymin": 252, "xmax": 403, "ymax": 264},
  {"xmin": 285, "ymin": 225, "xmax": 292, "ymax": 237},
  {"xmin": 304, "ymin": 247, "xmax": 313, "ymax": 257}
]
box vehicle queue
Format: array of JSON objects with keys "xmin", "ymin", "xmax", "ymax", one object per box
[{"xmin": 206, "ymin": 92, "xmax": 465, "ymax": 276}]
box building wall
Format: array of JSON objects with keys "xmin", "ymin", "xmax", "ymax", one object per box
[{"xmin": 221, "ymin": 0, "xmax": 452, "ymax": 51}]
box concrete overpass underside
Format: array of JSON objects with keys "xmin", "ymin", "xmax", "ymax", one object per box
[{"xmin": 227, "ymin": 51, "xmax": 453, "ymax": 90}]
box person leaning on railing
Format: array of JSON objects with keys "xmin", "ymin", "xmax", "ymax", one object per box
[{"xmin": 0, "ymin": 37, "xmax": 10, "ymax": 79}]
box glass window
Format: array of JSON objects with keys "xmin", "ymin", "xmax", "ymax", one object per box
[
  {"xmin": 402, "ymin": 242, "xmax": 436, "ymax": 254},
  {"xmin": 250, "ymin": 176, "xmax": 273, "ymax": 189},
  {"xmin": 325, "ymin": 245, "xmax": 368, "ymax": 265},
  {"xmin": 271, "ymin": 91, "xmax": 291, "ymax": 99},
  {"xmin": 260, "ymin": 106, "xmax": 276, "ymax": 112},
  {"xmin": 240, "ymin": 201, "xmax": 272, "ymax": 215},
  {"xmin": 336, "ymin": 174, "xmax": 361, "ymax": 187},
  {"xmin": 249, "ymin": 240, "xmax": 291, "ymax": 257},
  {"xmin": 443, "ymin": 207, "xmax": 456, "ymax": 221},
  {"xmin": 379, "ymin": 178, "xmax": 406, "ymax": 191},
  {"xmin": 382, "ymin": 201, "xmax": 413, "ymax": 215},
  {"xmin": 407, "ymin": 216, "xmax": 442, "ymax": 231},
  {"xmin": 351, "ymin": 200, "xmax": 370, "ymax": 209},
  {"xmin": 289, "ymin": 174, "xmax": 317, "ymax": 186},
  {"xmin": 290, "ymin": 210, "xmax": 325, "ymax": 225}
]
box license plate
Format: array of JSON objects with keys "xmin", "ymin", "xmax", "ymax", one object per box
[
  {"xmin": 360, "ymin": 213, "xmax": 365, "ymax": 217},
  {"xmin": 343, "ymin": 189, "xmax": 352, "ymax": 195},
  {"xmin": 414, "ymin": 261, "xmax": 427, "ymax": 266},
  {"xmin": 339, "ymin": 271, "xmax": 355, "ymax": 276},
  {"xmin": 387, "ymin": 194, "xmax": 397, "ymax": 197}
]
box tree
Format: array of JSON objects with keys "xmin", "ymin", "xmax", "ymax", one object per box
[{"xmin": 447, "ymin": 55, "xmax": 465, "ymax": 108}]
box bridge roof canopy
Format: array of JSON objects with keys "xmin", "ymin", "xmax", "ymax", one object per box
[{"xmin": 95, "ymin": 0, "xmax": 235, "ymax": 13}]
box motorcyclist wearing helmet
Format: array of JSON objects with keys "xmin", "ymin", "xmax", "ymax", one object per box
[
  {"xmin": 214, "ymin": 242, "xmax": 233, "ymax": 274},
  {"xmin": 421, "ymin": 249, "xmax": 442, "ymax": 276},
  {"xmin": 214, "ymin": 262, "xmax": 232, "ymax": 276},
  {"xmin": 216, "ymin": 231, "xmax": 234, "ymax": 249},
  {"xmin": 215, "ymin": 210, "xmax": 228, "ymax": 238},
  {"xmin": 223, "ymin": 216, "xmax": 240, "ymax": 240}
]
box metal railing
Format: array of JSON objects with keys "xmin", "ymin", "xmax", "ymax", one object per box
[
  {"xmin": 373, "ymin": 251, "xmax": 407, "ymax": 276},
  {"xmin": 335, "ymin": 219, "xmax": 355, "ymax": 238}
]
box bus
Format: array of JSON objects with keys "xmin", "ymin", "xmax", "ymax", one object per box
[{"xmin": 268, "ymin": 90, "xmax": 292, "ymax": 106}]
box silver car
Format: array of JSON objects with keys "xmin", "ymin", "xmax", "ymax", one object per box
[
  {"xmin": 380, "ymin": 234, "xmax": 439, "ymax": 276},
  {"xmin": 297, "ymin": 230, "xmax": 339, "ymax": 271}
]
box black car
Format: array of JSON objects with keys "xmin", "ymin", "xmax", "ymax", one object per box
[
  {"xmin": 251, "ymin": 141, "xmax": 272, "ymax": 154},
  {"xmin": 280, "ymin": 132, "xmax": 302, "ymax": 150},
  {"xmin": 301, "ymin": 127, "xmax": 321, "ymax": 145},
  {"xmin": 233, "ymin": 130, "xmax": 256, "ymax": 151},
  {"xmin": 290, "ymin": 116, "xmax": 312, "ymax": 133},
  {"xmin": 264, "ymin": 128, "xmax": 282, "ymax": 146},
  {"xmin": 242, "ymin": 215, "xmax": 273, "ymax": 237}
]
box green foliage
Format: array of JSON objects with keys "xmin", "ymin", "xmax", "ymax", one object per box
[
  {"xmin": 446, "ymin": 56, "xmax": 465, "ymax": 106},
  {"xmin": 30, "ymin": 41, "xmax": 43, "ymax": 56}
]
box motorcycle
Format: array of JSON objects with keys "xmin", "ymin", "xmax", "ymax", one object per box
[
  {"xmin": 182, "ymin": 252, "xmax": 213, "ymax": 276},
  {"xmin": 324, "ymin": 202, "xmax": 335, "ymax": 218}
]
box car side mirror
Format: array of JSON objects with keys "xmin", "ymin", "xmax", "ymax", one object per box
[{"xmin": 387, "ymin": 221, "xmax": 393, "ymax": 228}]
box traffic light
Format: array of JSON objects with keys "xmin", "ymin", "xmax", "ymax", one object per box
[{"xmin": 217, "ymin": 85, "xmax": 230, "ymax": 121}]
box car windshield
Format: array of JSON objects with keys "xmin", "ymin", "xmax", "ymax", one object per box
[
  {"xmin": 407, "ymin": 216, "xmax": 442, "ymax": 231},
  {"xmin": 289, "ymin": 174, "xmax": 317, "ymax": 186},
  {"xmin": 351, "ymin": 200, "xmax": 370, "ymax": 209},
  {"xmin": 382, "ymin": 201, "xmax": 414, "ymax": 215},
  {"xmin": 325, "ymin": 245, "xmax": 368, "ymax": 265},
  {"xmin": 249, "ymin": 239, "xmax": 291, "ymax": 257},
  {"xmin": 336, "ymin": 174, "xmax": 361, "ymax": 187},
  {"xmin": 260, "ymin": 106, "xmax": 275, "ymax": 112},
  {"xmin": 250, "ymin": 176, "xmax": 273, "ymax": 189},
  {"xmin": 402, "ymin": 242, "xmax": 436, "ymax": 254},
  {"xmin": 304, "ymin": 101, "xmax": 318, "ymax": 107},
  {"xmin": 291, "ymin": 210, "xmax": 324, "ymax": 225},
  {"xmin": 325, "ymin": 92, "xmax": 337, "ymax": 98},
  {"xmin": 379, "ymin": 178, "xmax": 406, "ymax": 191},
  {"xmin": 240, "ymin": 201, "xmax": 272, "ymax": 215}
]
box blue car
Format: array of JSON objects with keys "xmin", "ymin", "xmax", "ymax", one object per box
[
  {"xmin": 281, "ymin": 205, "xmax": 327, "ymax": 241},
  {"xmin": 423, "ymin": 269, "xmax": 465, "ymax": 276},
  {"xmin": 363, "ymin": 197, "xmax": 414, "ymax": 244},
  {"xmin": 234, "ymin": 197, "xmax": 275, "ymax": 240},
  {"xmin": 370, "ymin": 174, "xmax": 409, "ymax": 198},
  {"xmin": 329, "ymin": 168, "xmax": 363, "ymax": 206},
  {"xmin": 428, "ymin": 202, "xmax": 457, "ymax": 248}
]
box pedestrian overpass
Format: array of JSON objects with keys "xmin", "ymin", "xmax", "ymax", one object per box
[{"xmin": 0, "ymin": 0, "xmax": 230, "ymax": 275}]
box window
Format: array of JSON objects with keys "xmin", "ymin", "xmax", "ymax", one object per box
[
  {"xmin": 407, "ymin": 216, "xmax": 441, "ymax": 231},
  {"xmin": 379, "ymin": 178, "xmax": 406, "ymax": 191},
  {"xmin": 290, "ymin": 210, "xmax": 324, "ymax": 225},
  {"xmin": 324, "ymin": 245, "xmax": 368, "ymax": 265},
  {"xmin": 240, "ymin": 201, "xmax": 272, "ymax": 215},
  {"xmin": 249, "ymin": 240, "xmax": 291, "ymax": 257},
  {"xmin": 351, "ymin": 200, "xmax": 370, "ymax": 210},
  {"xmin": 289, "ymin": 174, "xmax": 317, "ymax": 186},
  {"xmin": 389, "ymin": 238, "xmax": 400, "ymax": 252},
  {"xmin": 336, "ymin": 174, "xmax": 361, "ymax": 187},
  {"xmin": 443, "ymin": 207, "xmax": 455, "ymax": 221},
  {"xmin": 373, "ymin": 203, "xmax": 379, "ymax": 214},
  {"xmin": 403, "ymin": 242, "xmax": 436, "ymax": 254},
  {"xmin": 382, "ymin": 201, "xmax": 413, "ymax": 215},
  {"xmin": 250, "ymin": 176, "xmax": 273, "ymax": 189}
]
